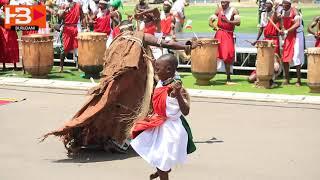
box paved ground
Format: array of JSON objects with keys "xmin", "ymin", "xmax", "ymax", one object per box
[{"xmin": 1, "ymin": 86, "xmax": 320, "ymax": 180}]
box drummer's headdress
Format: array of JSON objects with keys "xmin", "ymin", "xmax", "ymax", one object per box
[
  {"xmin": 282, "ymin": 0, "xmax": 291, "ymax": 3},
  {"xmin": 99, "ymin": 0, "xmax": 108, "ymax": 4}
]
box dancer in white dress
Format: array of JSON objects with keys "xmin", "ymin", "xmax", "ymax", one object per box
[{"xmin": 131, "ymin": 54, "xmax": 191, "ymax": 180}]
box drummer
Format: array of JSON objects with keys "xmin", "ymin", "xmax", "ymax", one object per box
[
  {"xmin": 0, "ymin": 0, "xmax": 19, "ymax": 70},
  {"xmin": 82, "ymin": 0, "xmax": 99, "ymax": 31},
  {"xmin": 279, "ymin": 0, "xmax": 305, "ymax": 86},
  {"xmin": 209, "ymin": 0, "xmax": 240, "ymax": 85},
  {"xmin": 307, "ymin": 16, "xmax": 320, "ymax": 47},
  {"xmin": 58, "ymin": 0, "xmax": 85, "ymax": 72},
  {"xmin": 92, "ymin": 0, "xmax": 111, "ymax": 35},
  {"xmin": 249, "ymin": 0, "xmax": 281, "ymax": 87},
  {"xmin": 160, "ymin": 0, "xmax": 176, "ymax": 40}
]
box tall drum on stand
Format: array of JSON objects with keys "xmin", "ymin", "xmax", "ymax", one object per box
[
  {"xmin": 191, "ymin": 38, "xmax": 219, "ymax": 85},
  {"xmin": 21, "ymin": 34, "xmax": 54, "ymax": 78},
  {"xmin": 306, "ymin": 47, "xmax": 320, "ymax": 93},
  {"xmin": 77, "ymin": 32, "xmax": 107, "ymax": 78},
  {"xmin": 256, "ymin": 40, "xmax": 274, "ymax": 88}
]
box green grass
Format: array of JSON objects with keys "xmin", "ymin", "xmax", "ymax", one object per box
[
  {"xmin": 0, "ymin": 66, "xmax": 91, "ymax": 82},
  {"xmin": 1, "ymin": 67, "xmax": 318, "ymax": 96},
  {"xmin": 121, "ymin": 6, "xmax": 319, "ymax": 33},
  {"xmin": 180, "ymin": 72, "xmax": 320, "ymax": 96}
]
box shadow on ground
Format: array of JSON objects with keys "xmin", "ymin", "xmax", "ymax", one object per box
[
  {"xmin": 52, "ymin": 149, "xmax": 138, "ymax": 163},
  {"xmin": 194, "ymin": 137, "xmax": 224, "ymax": 144}
]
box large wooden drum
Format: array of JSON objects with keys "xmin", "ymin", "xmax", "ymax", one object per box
[
  {"xmin": 256, "ymin": 40, "xmax": 274, "ymax": 88},
  {"xmin": 21, "ymin": 34, "xmax": 54, "ymax": 78},
  {"xmin": 306, "ymin": 47, "xmax": 320, "ymax": 93},
  {"xmin": 191, "ymin": 38, "xmax": 219, "ymax": 85},
  {"xmin": 77, "ymin": 32, "xmax": 107, "ymax": 78}
]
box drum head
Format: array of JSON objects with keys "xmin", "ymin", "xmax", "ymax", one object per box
[
  {"xmin": 78, "ymin": 32, "xmax": 108, "ymax": 40},
  {"xmin": 306, "ymin": 47, "xmax": 320, "ymax": 55},
  {"xmin": 21, "ymin": 34, "xmax": 53, "ymax": 41},
  {"xmin": 256, "ymin": 40, "xmax": 274, "ymax": 47}
]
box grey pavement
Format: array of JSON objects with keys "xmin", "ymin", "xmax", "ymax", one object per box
[
  {"xmin": 1, "ymin": 86, "xmax": 320, "ymax": 180},
  {"xmin": 1, "ymin": 77, "xmax": 320, "ymax": 104}
]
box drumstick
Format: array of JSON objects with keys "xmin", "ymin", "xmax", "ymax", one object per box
[
  {"xmin": 267, "ymin": 17, "xmax": 281, "ymax": 32},
  {"xmin": 192, "ymin": 32, "xmax": 199, "ymax": 40},
  {"xmin": 244, "ymin": 40, "xmax": 254, "ymax": 45}
]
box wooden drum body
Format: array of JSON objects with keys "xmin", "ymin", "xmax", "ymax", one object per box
[
  {"xmin": 191, "ymin": 38, "xmax": 219, "ymax": 85},
  {"xmin": 77, "ymin": 32, "xmax": 107, "ymax": 78},
  {"xmin": 306, "ymin": 47, "xmax": 320, "ymax": 93},
  {"xmin": 21, "ymin": 34, "xmax": 54, "ymax": 78},
  {"xmin": 256, "ymin": 40, "xmax": 274, "ymax": 88}
]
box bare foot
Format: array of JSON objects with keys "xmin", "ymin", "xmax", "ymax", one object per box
[
  {"xmin": 150, "ymin": 172, "xmax": 159, "ymax": 180},
  {"xmin": 295, "ymin": 82, "xmax": 302, "ymax": 87},
  {"xmin": 226, "ymin": 81, "xmax": 237, "ymax": 85},
  {"xmin": 59, "ymin": 68, "xmax": 64, "ymax": 73},
  {"xmin": 282, "ymin": 80, "xmax": 290, "ymax": 86}
]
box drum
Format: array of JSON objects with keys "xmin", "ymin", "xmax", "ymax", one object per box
[
  {"xmin": 255, "ymin": 40, "xmax": 274, "ymax": 88},
  {"xmin": 77, "ymin": 32, "xmax": 107, "ymax": 78},
  {"xmin": 21, "ymin": 34, "xmax": 54, "ymax": 78},
  {"xmin": 191, "ymin": 38, "xmax": 219, "ymax": 85},
  {"xmin": 306, "ymin": 47, "xmax": 320, "ymax": 93}
]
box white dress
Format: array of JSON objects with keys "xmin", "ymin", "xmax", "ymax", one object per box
[{"xmin": 130, "ymin": 81, "xmax": 188, "ymax": 171}]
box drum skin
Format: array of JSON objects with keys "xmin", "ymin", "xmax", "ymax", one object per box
[
  {"xmin": 256, "ymin": 40, "xmax": 274, "ymax": 89},
  {"xmin": 191, "ymin": 38, "xmax": 219, "ymax": 85},
  {"xmin": 306, "ymin": 47, "xmax": 320, "ymax": 93},
  {"xmin": 21, "ymin": 34, "xmax": 54, "ymax": 78},
  {"xmin": 77, "ymin": 32, "xmax": 107, "ymax": 78}
]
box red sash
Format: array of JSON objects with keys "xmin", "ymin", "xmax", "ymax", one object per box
[{"xmin": 131, "ymin": 86, "xmax": 170, "ymax": 138}]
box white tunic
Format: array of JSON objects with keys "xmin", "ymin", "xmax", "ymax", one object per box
[
  {"xmin": 291, "ymin": 15, "xmax": 305, "ymax": 67},
  {"xmin": 130, "ymin": 81, "xmax": 188, "ymax": 171}
]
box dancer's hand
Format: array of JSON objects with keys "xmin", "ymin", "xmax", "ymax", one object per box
[
  {"xmin": 191, "ymin": 39, "xmax": 201, "ymax": 49},
  {"xmin": 171, "ymin": 81, "xmax": 182, "ymax": 97}
]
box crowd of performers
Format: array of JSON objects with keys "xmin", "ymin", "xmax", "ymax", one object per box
[
  {"xmin": 209, "ymin": 0, "xmax": 320, "ymax": 86},
  {"xmin": 1, "ymin": 0, "xmax": 319, "ymax": 85},
  {"xmin": 0, "ymin": 0, "xmax": 189, "ymax": 71}
]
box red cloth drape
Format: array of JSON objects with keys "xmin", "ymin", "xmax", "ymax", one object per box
[
  {"xmin": 161, "ymin": 15, "xmax": 173, "ymax": 36},
  {"xmin": 264, "ymin": 16, "xmax": 280, "ymax": 55},
  {"xmin": 282, "ymin": 8, "xmax": 296, "ymax": 62},
  {"xmin": 144, "ymin": 23, "xmax": 157, "ymax": 35},
  {"xmin": 0, "ymin": 26, "xmax": 19, "ymax": 63},
  {"xmin": 63, "ymin": 3, "xmax": 80, "ymax": 52},
  {"xmin": 214, "ymin": 10, "xmax": 235, "ymax": 64},
  {"xmin": 131, "ymin": 86, "xmax": 170, "ymax": 138},
  {"xmin": 94, "ymin": 12, "xmax": 111, "ymax": 35},
  {"xmin": 316, "ymin": 39, "xmax": 320, "ymax": 47}
]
